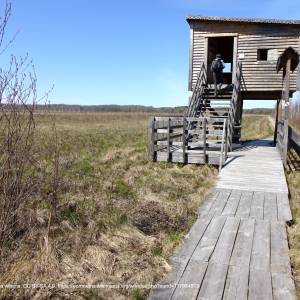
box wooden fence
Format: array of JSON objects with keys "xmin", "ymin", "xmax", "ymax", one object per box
[
  {"xmin": 277, "ymin": 119, "xmax": 300, "ymax": 167},
  {"xmin": 148, "ymin": 116, "xmax": 228, "ymax": 171},
  {"xmin": 289, "ymin": 126, "xmax": 300, "ymax": 155},
  {"xmin": 277, "ymin": 120, "xmax": 289, "ymax": 167}
]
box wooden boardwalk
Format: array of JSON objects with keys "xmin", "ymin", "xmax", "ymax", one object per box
[{"xmin": 149, "ymin": 140, "xmax": 295, "ymax": 300}]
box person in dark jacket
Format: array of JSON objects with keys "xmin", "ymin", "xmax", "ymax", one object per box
[{"xmin": 211, "ymin": 54, "xmax": 225, "ymax": 97}]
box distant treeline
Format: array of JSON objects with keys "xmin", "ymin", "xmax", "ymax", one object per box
[
  {"xmin": 36, "ymin": 104, "xmax": 274, "ymax": 114},
  {"xmin": 36, "ymin": 104, "xmax": 187, "ymax": 113}
]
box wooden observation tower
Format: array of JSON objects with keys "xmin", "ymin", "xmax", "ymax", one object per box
[{"xmin": 148, "ymin": 16, "xmax": 300, "ymax": 170}]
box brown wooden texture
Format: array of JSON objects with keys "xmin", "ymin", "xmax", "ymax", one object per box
[{"xmin": 189, "ymin": 21, "xmax": 300, "ymax": 93}]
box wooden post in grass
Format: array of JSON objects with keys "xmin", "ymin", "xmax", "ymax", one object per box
[
  {"xmin": 203, "ymin": 118, "xmax": 207, "ymax": 164},
  {"xmin": 167, "ymin": 118, "xmax": 171, "ymax": 162},
  {"xmin": 148, "ymin": 117, "xmax": 156, "ymax": 161},
  {"xmin": 182, "ymin": 117, "xmax": 187, "ymax": 164}
]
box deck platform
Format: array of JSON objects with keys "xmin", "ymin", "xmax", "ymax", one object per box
[
  {"xmin": 217, "ymin": 139, "xmax": 288, "ymax": 193},
  {"xmin": 149, "ymin": 140, "xmax": 295, "ymax": 300}
]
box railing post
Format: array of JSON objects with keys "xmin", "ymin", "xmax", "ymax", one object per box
[
  {"xmin": 283, "ymin": 119, "xmax": 288, "ymax": 168},
  {"xmin": 148, "ymin": 117, "xmax": 156, "ymax": 161},
  {"xmin": 167, "ymin": 117, "xmax": 171, "ymax": 162},
  {"xmin": 182, "ymin": 117, "xmax": 187, "ymax": 164},
  {"xmin": 203, "ymin": 118, "xmax": 207, "ymax": 164},
  {"xmin": 219, "ymin": 118, "xmax": 227, "ymax": 172},
  {"xmin": 225, "ymin": 119, "xmax": 228, "ymax": 160}
]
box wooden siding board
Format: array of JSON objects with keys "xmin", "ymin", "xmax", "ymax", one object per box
[{"xmin": 191, "ymin": 22, "xmax": 300, "ymax": 92}]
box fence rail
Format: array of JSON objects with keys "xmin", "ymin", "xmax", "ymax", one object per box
[
  {"xmin": 148, "ymin": 116, "xmax": 228, "ymax": 171},
  {"xmin": 288, "ymin": 126, "xmax": 300, "ymax": 155}
]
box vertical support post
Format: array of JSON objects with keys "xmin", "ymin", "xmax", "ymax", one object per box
[
  {"xmin": 182, "ymin": 117, "xmax": 186, "ymax": 164},
  {"xmin": 203, "ymin": 118, "xmax": 207, "ymax": 164},
  {"xmin": 148, "ymin": 117, "xmax": 156, "ymax": 161},
  {"xmin": 167, "ymin": 117, "xmax": 171, "ymax": 162},
  {"xmin": 274, "ymin": 97, "xmax": 280, "ymax": 145},
  {"xmin": 225, "ymin": 119, "xmax": 228, "ymax": 160},
  {"xmin": 283, "ymin": 119, "xmax": 288, "ymax": 168},
  {"xmin": 219, "ymin": 118, "xmax": 227, "ymax": 172},
  {"xmin": 284, "ymin": 57, "xmax": 291, "ymax": 121}
]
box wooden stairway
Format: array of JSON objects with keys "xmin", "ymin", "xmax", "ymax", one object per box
[
  {"xmin": 185, "ymin": 62, "xmax": 242, "ymax": 153},
  {"xmin": 148, "ymin": 62, "xmax": 242, "ymax": 170}
]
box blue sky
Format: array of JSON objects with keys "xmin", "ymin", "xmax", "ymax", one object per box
[{"xmin": 2, "ymin": 0, "xmax": 299, "ymax": 108}]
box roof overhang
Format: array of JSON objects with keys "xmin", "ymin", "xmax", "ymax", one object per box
[{"xmin": 186, "ymin": 16, "xmax": 300, "ymax": 26}]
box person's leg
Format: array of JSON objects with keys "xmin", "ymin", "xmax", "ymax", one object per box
[
  {"xmin": 218, "ymin": 72, "xmax": 224, "ymax": 92},
  {"xmin": 213, "ymin": 72, "xmax": 218, "ymax": 97}
]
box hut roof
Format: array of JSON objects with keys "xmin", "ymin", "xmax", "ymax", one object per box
[{"xmin": 186, "ymin": 16, "xmax": 300, "ymax": 25}]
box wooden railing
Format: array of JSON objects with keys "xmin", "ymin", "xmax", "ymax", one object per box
[
  {"xmin": 227, "ymin": 61, "xmax": 242, "ymax": 150},
  {"xmin": 148, "ymin": 116, "xmax": 228, "ymax": 171},
  {"xmin": 288, "ymin": 126, "xmax": 300, "ymax": 156},
  {"xmin": 277, "ymin": 120, "xmax": 288, "ymax": 167},
  {"xmin": 185, "ymin": 63, "xmax": 207, "ymax": 118}
]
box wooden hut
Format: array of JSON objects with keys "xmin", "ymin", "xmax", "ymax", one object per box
[{"xmin": 187, "ymin": 16, "xmax": 300, "ymax": 98}]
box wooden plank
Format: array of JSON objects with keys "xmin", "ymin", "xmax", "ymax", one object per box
[
  {"xmin": 172, "ymin": 215, "xmax": 212, "ymax": 259},
  {"xmin": 210, "ymin": 217, "xmax": 240, "ymax": 265},
  {"xmin": 223, "ymin": 265, "xmax": 249, "ymax": 300},
  {"xmin": 271, "ymin": 273, "xmax": 296, "ymax": 300},
  {"xmin": 270, "ymin": 221, "xmax": 291, "ymax": 274},
  {"xmin": 197, "ymin": 263, "xmax": 228, "ymax": 300},
  {"xmin": 249, "ymin": 270, "xmax": 273, "ymax": 300},
  {"xmin": 250, "ymin": 191, "xmax": 264, "ymax": 220},
  {"xmin": 148, "ymin": 256, "xmax": 189, "ymax": 300},
  {"xmin": 198, "ymin": 190, "xmax": 219, "ymax": 217},
  {"xmin": 250, "ymin": 220, "xmax": 270, "ymax": 272},
  {"xmin": 211, "ymin": 189, "xmax": 232, "ymax": 216},
  {"xmin": 172, "ymin": 261, "xmax": 208, "ymax": 300},
  {"xmin": 235, "ymin": 191, "xmax": 253, "ymax": 219},
  {"xmin": 230, "ymin": 218, "xmax": 255, "ymax": 267},
  {"xmin": 191, "ymin": 216, "xmax": 226, "ymax": 262},
  {"xmin": 264, "ymin": 192, "xmax": 278, "ymax": 221},
  {"xmin": 276, "ymin": 193, "xmax": 292, "ymax": 222},
  {"xmin": 224, "ymin": 219, "xmax": 255, "ymax": 300},
  {"xmin": 221, "ymin": 189, "xmax": 242, "ymax": 216}
]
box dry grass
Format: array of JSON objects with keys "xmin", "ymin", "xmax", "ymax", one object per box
[
  {"xmin": 241, "ymin": 114, "xmax": 274, "ymax": 141},
  {"xmin": 0, "ymin": 112, "xmax": 217, "ymax": 299},
  {"xmin": 1, "ymin": 112, "xmax": 295, "ymax": 299},
  {"xmin": 287, "ymin": 149, "xmax": 300, "ymax": 298}
]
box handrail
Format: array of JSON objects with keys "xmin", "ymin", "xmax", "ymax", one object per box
[
  {"xmin": 185, "ymin": 63, "xmax": 207, "ymax": 118},
  {"xmin": 219, "ymin": 118, "xmax": 228, "ymax": 172},
  {"xmin": 227, "ymin": 61, "xmax": 242, "ymax": 150},
  {"xmin": 277, "ymin": 119, "xmax": 288, "ymax": 167}
]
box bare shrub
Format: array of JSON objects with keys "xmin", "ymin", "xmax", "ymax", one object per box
[{"xmin": 0, "ymin": 1, "xmax": 60, "ymax": 252}]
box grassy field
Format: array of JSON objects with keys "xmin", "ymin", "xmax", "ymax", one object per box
[
  {"xmin": 241, "ymin": 114, "xmax": 274, "ymax": 141},
  {"xmin": 0, "ymin": 112, "xmax": 218, "ymax": 299},
  {"xmin": 1, "ymin": 112, "xmax": 297, "ymax": 299}
]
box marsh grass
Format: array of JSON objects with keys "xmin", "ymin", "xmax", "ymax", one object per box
[
  {"xmin": 241, "ymin": 114, "xmax": 274, "ymax": 141},
  {"xmin": 287, "ymin": 149, "xmax": 300, "ymax": 298},
  {"xmin": 1, "ymin": 112, "xmax": 290, "ymax": 299},
  {"xmin": 0, "ymin": 112, "xmax": 217, "ymax": 300}
]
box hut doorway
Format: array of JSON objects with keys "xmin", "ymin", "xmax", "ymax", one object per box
[{"xmin": 206, "ymin": 36, "xmax": 235, "ymax": 86}]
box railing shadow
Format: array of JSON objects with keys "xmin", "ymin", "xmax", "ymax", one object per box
[
  {"xmin": 287, "ymin": 147, "xmax": 300, "ymax": 172},
  {"xmin": 232, "ymin": 139, "xmax": 274, "ymax": 152}
]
